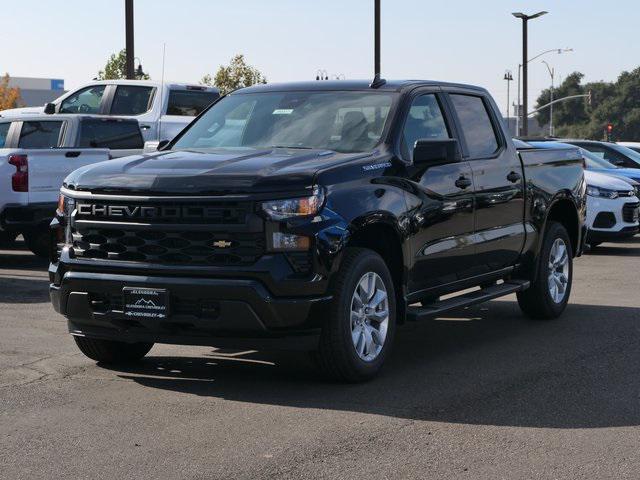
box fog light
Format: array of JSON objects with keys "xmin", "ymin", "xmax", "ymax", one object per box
[{"xmin": 272, "ymin": 232, "xmax": 310, "ymax": 251}]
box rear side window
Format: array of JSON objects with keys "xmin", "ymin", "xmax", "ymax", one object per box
[
  {"xmin": 450, "ymin": 94, "xmax": 499, "ymax": 158},
  {"xmin": 167, "ymin": 90, "xmax": 219, "ymax": 116},
  {"xmin": 110, "ymin": 86, "xmax": 155, "ymax": 115},
  {"xmin": 401, "ymin": 94, "xmax": 450, "ymax": 161},
  {"xmin": 79, "ymin": 119, "xmax": 143, "ymax": 149},
  {"xmin": 18, "ymin": 121, "xmax": 64, "ymax": 148},
  {"xmin": 0, "ymin": 123, "xmax": 10, "ymax": 148}
]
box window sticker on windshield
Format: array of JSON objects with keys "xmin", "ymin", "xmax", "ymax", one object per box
[{"xmin": 272, "ymin": 109, "xmax": 293, "ymax": 115}]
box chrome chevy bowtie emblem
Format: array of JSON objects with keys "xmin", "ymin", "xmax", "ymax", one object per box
[{"xmin": 212, "ymin": 240, "xmax": 233, "ymax": 248}]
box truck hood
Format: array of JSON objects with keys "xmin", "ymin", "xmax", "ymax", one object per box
[
  {"xmin": 585, "ymin": 170, "xmax": 636, "ymax": 190},
  {"xmin": 64, "ymin": 148, "xmax": 369, "ymax": 195},
  {"xmin": 0, "ymin": 106, "xmax": 45, "ymax": 117}
]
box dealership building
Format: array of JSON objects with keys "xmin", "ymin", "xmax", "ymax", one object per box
[{"xmin": 7, "ymin": 76, "xmax": 66, "ymax": 107}]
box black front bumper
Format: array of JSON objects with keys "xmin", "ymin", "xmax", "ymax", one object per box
[
  {"xmin": 50, "ymin": 268, "xmax": 332, "ymax": 351},
  {"xmin": 0, "ymin": 202, "xmax": 56, "ymax": 232}
]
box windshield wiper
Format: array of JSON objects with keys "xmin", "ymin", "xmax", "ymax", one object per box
[{"xmin": 269, "ymin": 145, "xmax": 315, "ymax": 150}]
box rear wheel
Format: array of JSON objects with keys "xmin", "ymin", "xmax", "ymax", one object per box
[
  {"xmin": 312, "ymin": 248, "xmax": 396, "ymax": 382},
  {"xmin": 23, "ymin": 228, "xmax": 50, "ymax": 258},
  {"xmin": 73, "ymin": 336, "xmax": 153, "ymax": 364},
  {"xmin": 517, "ymin": 221, "xmax": 573, "ymax": 319}
]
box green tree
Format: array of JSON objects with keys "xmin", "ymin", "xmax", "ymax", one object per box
[
  {"xmin": 533, "ymin": 69, "xmax": 640, "ymax": 140},
  {"xmin": 201, "ymin": 54, "xmax": 266, "ymax": 95},
  {"xmin": 97, "ymin": 49, "xmax": 150, "ymax": 80}
]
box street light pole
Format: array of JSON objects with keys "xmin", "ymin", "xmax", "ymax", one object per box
[
  {"xmin": 125, "ymin": 0, "xmax": 135, "ymax": 80},
  {"xmin": 542, "ymin": 60, "xmax": 555, "ymax": 136},
  {"xmin": 374, "ymin": 0, "xmax": 381, "ymax": 80},
  {"xmin": 512, "ymin": 11, "xmax": 548, "ymax": 136},
  {"xmin": 504, "ymin": 70, "xmax": 513, "ymax": 133}
]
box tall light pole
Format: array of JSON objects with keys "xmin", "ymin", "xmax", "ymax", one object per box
[
  {"xmin": 125, "ymin": 0, "xmax": 135, "ymax": 80},
  {"xmin": 504, "ymin": 70, "xmax": 513, "ymax": 133},
  {"xmin": 374, "ymin": 0, "xmax": 381, "ymax": 81},
  {"xmin": 512, "ymin": 11, "xmax": 548, "ymax": 136},
  {"xmin": 542, "ymin": 60, "xmax": 555, "ymax": 136}
]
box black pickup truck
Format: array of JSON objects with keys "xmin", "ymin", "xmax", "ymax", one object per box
[{"xmin": 50, "ymin": 80, "xmax": 586, "ymax": 381}]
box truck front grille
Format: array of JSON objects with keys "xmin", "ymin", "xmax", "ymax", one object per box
[
  {"xmin": 73, "ymin": 228, "xmax": 265, "ymax": 266},
  {"xmin": 622, "ymin": 202, "xmax": 640, "ymax": 223}
]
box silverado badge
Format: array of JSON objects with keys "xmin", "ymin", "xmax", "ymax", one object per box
[{"xmin": 212, "ymin": 240, "xmax": 233, "ymax": 248}]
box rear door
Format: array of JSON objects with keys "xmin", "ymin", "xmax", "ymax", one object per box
[
  {"xmin": 447, "ymin": 91, "xmax": 525, "ymax": 273},
  {"xmin": 104, "ymin": 85, "xmax": 156, "ymax": 139},
  {"xmin": 160, "ymin": 87, "xmax": 220, "ymax": 141},
  {"xmin": 402, "ymin": 90, "xmax": 477, "ymax": 295},
  {"xmin": 13, "ymin": 120, "xmax": 109, "ymax": 204}
]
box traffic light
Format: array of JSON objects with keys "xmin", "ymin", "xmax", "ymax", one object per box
[{"xmin": 606, "ymin": 123, "xmax": 613, "ymax": 142}]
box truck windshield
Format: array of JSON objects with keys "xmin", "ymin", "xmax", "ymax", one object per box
[{"xmin": 172, "ymin": 91, "xmax": 396, "ymax": 153}]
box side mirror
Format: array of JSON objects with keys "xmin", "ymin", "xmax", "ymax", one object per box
[
  {"xmin": 158, "ymin": 139, "xmax": 170, "ymax": 150},
  {"xmin": 43, "ymin": 103, "xmax": 56, "ymax": 114},
  {"xmin": 412, "ymin": 139, "xmax": 461, "ymax": 166}
]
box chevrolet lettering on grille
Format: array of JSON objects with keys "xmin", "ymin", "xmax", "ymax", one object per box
[{"xmin": 76, "ymin": 204, "xmax": 230, "ymax": 219}]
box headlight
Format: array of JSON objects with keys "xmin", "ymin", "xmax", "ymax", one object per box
[
  {"xmin": 262, "ymin": 186, "xmax": 325, "ymax": 221},
  {"xmin": 586, "ymin": 185, "xmax": 619, "ymax": 199},
  {"xmin": 56, "ymin": 194, "xmax": 75, "ymax": 217}
]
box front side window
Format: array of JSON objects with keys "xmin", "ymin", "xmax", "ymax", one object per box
[
  {"xmin": 59, "ymin": 85, "xmax": 106, "ymax": 113},
  {"xmin": 110, "ymin": 86, "xmax": 154, "ymax": 115},
  {"xmin": 18, "ymin": 121, "xmax": 64, "ymax": 148},
  {"xmin": 173, "ymin": 91, "xmax": 396, "ymax": 153},
  {"xmin": 79, "ymin": 119, "xmax": 143, "ymax": 149},
  {"xmin": 167, "ymin": 90, "xmax": 219, "ymax": 116},
  {"xmin": 0, "ymin": 122, "xmax": 10, "ymax": 148},
  {"xmin": 450, "ymin": 94, "xmax": 499, "ymax": 158},
  {"xmin": 401, "ymin": 94, "xmax": 450, "ymax": 161}
]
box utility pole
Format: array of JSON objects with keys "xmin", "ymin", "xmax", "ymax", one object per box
[
  {"xmin": 512, "ymin": 11, "xmax": 548, "ymax": 136},
  {"xmin": 374, "ymin": 0, "xmax": 380, "ymax": 80},
  {"xmin": 125, "ymin": 0, "xmax": 135, "ymax": 80}
]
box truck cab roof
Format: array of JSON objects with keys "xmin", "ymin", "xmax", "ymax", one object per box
[{"xmin": 235, "ymin": 79, "xmax": 488, "ymax": 94}]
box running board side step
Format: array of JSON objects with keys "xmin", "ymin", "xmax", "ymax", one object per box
[{"xmin": 406, "ymin": 280, "xmax": 531, "ymax": 322}]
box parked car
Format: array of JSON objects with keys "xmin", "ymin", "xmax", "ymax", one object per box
[
  {"xmin": 50, "ymin": 80, "xmax": 586, "ymax": 381},
  {"xmin": 0, "ymin": 80, "xmax": 220, "ymax": 143},
  {"xmin": 528, "ymin": 141, "xmax": 639, "ymax": 247},
  {"xmin": 0, "ymin": 115, "xmax": 144, "ymax": 256},
  {"xmin": 617, "ymin": 141, "xmax": 640, "ymax": 153},
  {"xmin": 562, "ymin": 139, "xmax": 640, "ymax": 169}
]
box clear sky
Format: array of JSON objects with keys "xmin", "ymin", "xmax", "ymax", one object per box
[{"xmin": 3, "ymin": 0, "xmax": 639, "ymax": 116}]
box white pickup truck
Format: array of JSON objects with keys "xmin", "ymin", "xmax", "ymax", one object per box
[
  {"xmin": 0, "ymin": 80, "xmax": 220, "ymax": 143},
  {"xmin": 0, "ymin": 114, "xmax": 144, "ymax": 256}
]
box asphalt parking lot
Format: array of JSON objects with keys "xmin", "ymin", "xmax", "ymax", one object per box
[{"xmin": 1, "ymin": 238, "xmax": 639, "ymax": 480}]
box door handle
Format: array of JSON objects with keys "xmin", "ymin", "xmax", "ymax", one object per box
[
  {"xmin": 507, "ymin": 171, "xmax": 522, "ymax": 183},
  {"xmin": 140, "ymin": 124, "xmax": 151, "ymax": 130},
  {"xmin": 65, "ymin": 151, "xmax": 81, "ymax": 158},
  {"xmin": 455, "ymin": 176, "xmax": 472, "ymax": 189}
]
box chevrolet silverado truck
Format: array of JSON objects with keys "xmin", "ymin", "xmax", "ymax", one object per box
[{"xmin": 50, "ymin": 80, "xmax": 586, "ymax": 382}]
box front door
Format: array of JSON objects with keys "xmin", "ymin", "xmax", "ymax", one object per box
[{"xmin": 401, "ymin": 92, "xmax": 476, "ymax": 296}]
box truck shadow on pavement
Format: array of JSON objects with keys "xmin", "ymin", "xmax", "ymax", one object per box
[
  {"xmin": 0, "ymin": 248, "xmax": 50, "ymax": 303},
  {"xmin": 105, "ymin": 300, "xmax": 640, "ymax": 429}
]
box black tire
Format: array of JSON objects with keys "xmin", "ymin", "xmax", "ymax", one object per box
[
  {"xmin": 23, "ymin": 228, "xmax": 50, "ymax": 258},
  {"xmin": 312, "ymin": 248, "xmax": 396, "ymax": 382},
  {"xmin": 73, "ymin": 336, "xmax": 153, "ymax": 364},
  {"xmin": 517, "ymin": 221, "xmax": 573, "ymax": 319}
]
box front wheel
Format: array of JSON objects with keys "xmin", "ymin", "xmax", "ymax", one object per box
[
  {"xmin": 312, "ymin": 248, "xmax": 396, "ymax": 382},
  {"xmin": 517, "ymin": 221, "xmax": 573, "ymax": 319},
  {"xmin": 73, "ymin": 336, "xmax": 153, "ymax": 364}
]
